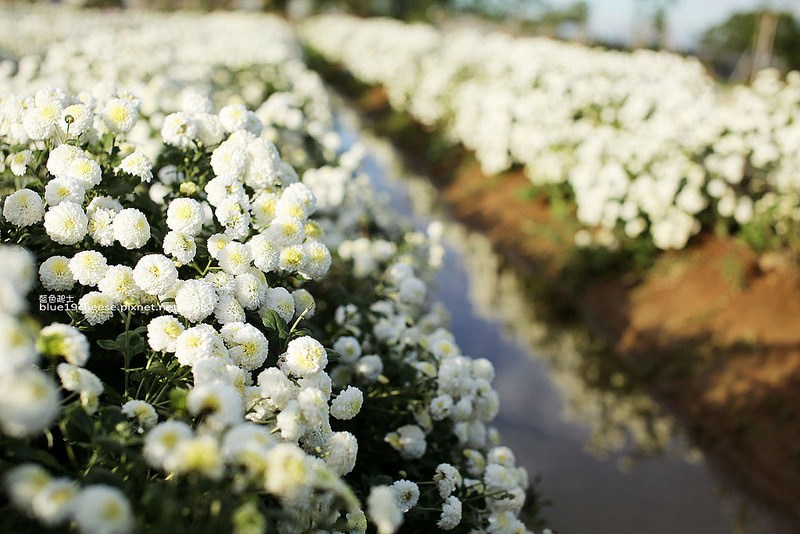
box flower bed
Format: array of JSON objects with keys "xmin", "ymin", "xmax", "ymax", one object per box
[
  {"xmin": 301, "ymin": 15, "xmax": 800, "ymax": 252},
  {"xmin": 0, "ymin": 7, "xmax": 537, "ymax": 534}
]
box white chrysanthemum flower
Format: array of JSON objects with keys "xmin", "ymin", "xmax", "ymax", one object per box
[
  {"xmin": 121, "ymin": 400, "xmax": 158, "ymax": 431},
  {"xmin": 161, "ymin": 112, "xmax": 197, "ymax": 148},
  {"xmin": 300, "ymin": 241, "xmax": 332, "ymax": 279},
  {"xmin": 45, "ymin": 177, "xmax": 85, "ymax": 207},
  {"xmin": 212, "ymin": 283, "xmax": 246, "ymax": 320},
  {"xmin": 3, "ymin": 189, "xmax": 44, "ymax": 227},
  {"xmin": 356, "ymin": 354, "xmax": 384, "ymax": 382},
  {"xmin": 218, "ymin": 241, "xmax": 252, "ymax": 275},
  {"xmin": 46, "ymin": 144, "xmax": 83, "ymax": 179},
  {"xmin": 297, "ymin": 386, "xmax": 329, "ymax": 428},
  {"xmin": 333, "ymin": 336, "xmax": 361, "ymax": 364},
  {"xmin": 435, "ymin": 463, "xmax": 463, "ymax": 498},
  {"xmin": 39, "ymin": 256, "xmax": 74, "ymax": 291},
  {"xmin": 232, "ymin": 269, "xmax": 266, "ymax": 310},
  {"xmin": 195, "ymin": 112, "xmax": 226, "ymax": 146},
  {"xmin": 278, "ymin": 244, "xmax": 306, "ymax": 273},
  {"xmin": 263, "ymin": 443, "xmax": 318, "ymax": 496},
  {"xmin": 23, "ymin": 99, "xmax": 61, "ymax": 140},
  {"xmin": 247, "ymin": 234, "xmax": 279, "ymax": 273},
  {"xmin": 205, "ymin": 175, "xmax": 245, "ymax": 208},
  {"xmin": 56, "ymin": 364, "xmax": 102, "ymax": 397},
  {"xmin": 133, "ymin": 254, "xmax": 178, "ymax": 296},
  {"xmin": 113, "ymin": 208, "xmax": 150, "ymax": 249},
  {"xmin": 144, "ymin": 420, "xmax": 193, "ymax": 469},
  {"xmin": 69, "ymin": 251, "xmax": 108, "ymax": 287},
  {"xmin": 147, "ymin": 315, "xmax": 184, "ymax": 353},
  {"xmin": 221, "ymin": 322, "xmax": 269, "ymax": 371},
  {"xmin": 207, "ymin": 233, "xmax": 232, "ymax": 260},
  {"xmin": 331, "ymin": 386, "xmax": 363, "ymax": 420},
  {"xmin": 73, "ymin": 485, "xmax": 133, "ymax": 534},
  {"xmin": 221, "ymin": 423, "xmax": 274, "ymax": 463},
  {"xmin": 0, "ymin": 315, "xmax": 36, "ymax": 373},
  {"xmin": 117, "ymin": 151, "xmax": 152, "ymax": 182},
  {"xmin": 4, "ymin": 463, "xmax": 52, "ymax": 512},
  {"xmin": 31, "ymin": 477, "xmax": 78, "ymax": 527},
  {"xmin": 430, "ymin": 394, "xmax": 454, "ymax": 421},
  {"xmin": 487, "ymin": 511, "xmax": 527, "ymax": 534},
  {"xmin": 324, "ymin": 431, "xmax": 358, "ymax": 476},
  {"xmin": 257, "ymin": 367, "xmax": 297, "ymax": 410},
  {"xmin": 60, "ymin": 103, "xmax": 93, "ymax": 137},
  {"xmin": 0, "ymin": 369, "xmax": 60, "ymax": 437},
  {"xmin": 277, "ymin": 182, "xmax": 316, "ymax": 219},
  {"xmin": 88, "ymin": 208, "xmax": 117, "ymax": 247},
  {"xmin": 251, "ymin": 191, "xmax": 278, "ymax": 227},
  {"xmin": 6, "ymin": 150, "xmax": 32, "ymax": 176},
  {"xmin": 187, "ymin": 382, "xmax": 243, "ymax": 429},
  {"xmin": 262, "ymin": 287, "xmax": 295, "ymax": 324},
  {"xmin": 219, "ymin": 104, "xmax": 249, "ymax": 133},
  {"xmin": 174, "ymin": 279, "xmax": 218, "ymax": 323},
  {"xmin": 162, "ymin": 231, "xmax": 197, "ymax": 265},
  {"xmin": 216, "ymin": 199, "xmax": 251, "ymax": 239},
  {"xmin": 44, "ymin": 201, "xmax": 88, "ymax": 245},
  {"xmin": 437, "ymin": 496, "xmax": 462, "ymax": 530},
  {"xmin": 175, "ymin": 325, "xmax": 220, "ymax": 367},
  {"xmin": 166, "ymin": 434, "xmax": 225, "ymax": 480},
  {"xmin": 67, "ymin": 157, "xmax": 102, "ymax": 189},
  {"xmin": 78, "ymin": 291, "xmax": 114, "ymax": 325},
  {"xmin": 267, "ymin": 216, "xmax": 305, "ymax": 247},
  {"xmin": 102, "ymin": 97, "xmax": 138, "ymax": 134},
  {"xmin": 390, "ymin": 480, "xmax": 420, "ymax": 513},
  {"xmin": 38, "ymin": 323, "xmax": 90, "ymax": 366},
  {"xmin": 166, "ymin": 198, "xmax": 203, "ymax": 235},
  {"xmin": 97, "ymin": 265, "xmax": 139, "ymax": 303},
  {"xmin": 368, "ymin": 486, "xmax": 403, "ymax": 534},
  {"xmin": 211, "ymin": 137, "xmax": 248, "ymax": 178},
  {"xmin": 398, "ymin": 277, "xmax": 426, "ymax": 306},
  {"xmin": 385, "ymin": 425, "xmax": 427, "ymax": 460}
]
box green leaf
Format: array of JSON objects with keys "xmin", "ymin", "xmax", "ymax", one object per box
[{"xmin": 97, "ymin": 339, "xmax": 119, "ymax": 351}]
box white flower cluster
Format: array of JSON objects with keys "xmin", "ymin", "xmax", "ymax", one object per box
[
  {"xmin": 302, "ymin": 15, "xmax": 800, "ymax": 250},
  {"xmin": 0, "ymin": 7, "xmax": 535, "ymax": 534}
]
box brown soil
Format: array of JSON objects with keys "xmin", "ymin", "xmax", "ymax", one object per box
[
  {"xmin": 443, "ymin": 162, "xmax": 800, "ymax": 529},
  {"xmin": 329, "ymin": 79, "xmax": 800, "ymax": 529}
]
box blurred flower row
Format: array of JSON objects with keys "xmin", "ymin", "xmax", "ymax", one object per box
[{"xmin": 302, "ymin": 15, "xmax": 800, "ymax": 251}]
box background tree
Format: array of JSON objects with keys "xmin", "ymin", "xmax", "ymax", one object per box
[{"xmin": 699, "ymin": 9, "xmax": 800, "ymax": 79}]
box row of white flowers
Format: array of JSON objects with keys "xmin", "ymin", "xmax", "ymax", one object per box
[
  {"xmin": 0, "ymin": 7, "xmax": 534, "ymax": 534},
  {"xmin": 301, "ymin": 15, "xmax": 800, "ymax": 251}
]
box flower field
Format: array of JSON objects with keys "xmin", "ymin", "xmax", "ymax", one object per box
[
  {"xmin": 0, "ymin": 7, "xmax": 536, "ymax": 534},
  {"xmin": 301, "ymin": 15, "xmax": 800, "ymax": 252}
]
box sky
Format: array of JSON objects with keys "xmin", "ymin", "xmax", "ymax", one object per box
[{"xmin": 547, "ymin": 0, "xmax": 800, "ymax": 48}]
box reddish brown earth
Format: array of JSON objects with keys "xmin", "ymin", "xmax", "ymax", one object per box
[
  {"xmin": 441, "ymin": 162, "xmax": 800, "ymax": 528},
  {"xmin": 331, "ymin": 79, "xmax": 800, "ymax": 528}
]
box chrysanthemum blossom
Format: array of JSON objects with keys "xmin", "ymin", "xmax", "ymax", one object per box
[
  {"xmin": 113, "ymin": 208, "xmax": 150, "ymax": 249},
  {"xmin": 73, "ymin": 485, "xmax": 133, "ymax": 534},
  {"xmin": 368, "ymin": 486, "xmax": 403, "ymax": 534},
  {"xmin": 3, "ymin": 189, "xmax": 44, "ymax": 227},
  {"xmin": 69, "ymin": 251, "xmax": 109, "ymax": 287},
  {"xmin": 102, "ymin": 97, "xmax": 138, "ymax": 134},
  {"xmin": 43, "ymin": 201, "xmax": 88, "ymax": 245},
  {"xmin": 330, "ymin": 386, "xmax": 363, "ymax": 420},
  {"xmin": 0, "ymin": 369, "xmax": 60, "ymax": 437},
  {"xmin": 147, "ymin": 315, "xmax": 184, "ymax": 353},
  {"xmin": 78, "ymin": 292, "xmax": 114, "ymax": 326},
  {"xmin": 283, "ymin": 336, "xmax": 327, "ymax": 377},
  {"xmin": 166, "ymin": 198, "xmax": 203, "ymax": 235},
  {"xmin": 133, "ymin": 254, "xmax": 178, "ymax": 296},
  {"xmin": 117, "ymin": 151, "xmax": 153, "ymax": 182},
  {"xmin": 174, "ymin": 279, "xmax": 218, "ymax": 323}
]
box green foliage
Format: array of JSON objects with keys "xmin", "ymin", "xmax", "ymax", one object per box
[{"xmin": 700, "ymin": 10, "xmax": 800, "ymax": 75}]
